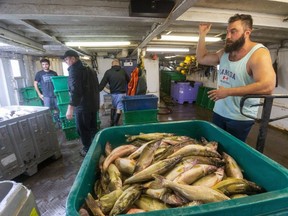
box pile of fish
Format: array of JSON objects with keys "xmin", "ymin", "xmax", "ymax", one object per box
[
  {"xmin": 0, "ymin": 107, "xmax": 38, "ymax": 121},
  {"xmin": 79, "ymin": 132, "xmax": 265, "ymax": 216}
]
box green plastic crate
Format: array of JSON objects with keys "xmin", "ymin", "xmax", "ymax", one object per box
[
  {"xmin": 160, "ymin": 71, "xmax": 186, "ymax": 95},
  {"xmin": 63, "ymin": 126, "xmax": 79, "ymax": 140},
  {"xmin": 58, "ymin": 102, "xmax": 69, "ymax": 118},
  {"xmin": 51, "ymin": 76, "xmax": 69, "ymax": 91},
  {"xmin": 66, "ymin": 120, "xmax": 288, "ymax": 216},
  {"xmin": 55, "ymin": 90, "xmax": 70, "ymax": 104},
  {"xmin": 200, "ymin": 87, "xmax": 215, "ymax": 108},
  {"xmin": 23, "ymin": 98, "xmax": 43, "ymax": 106},
  {"xmin": 21, "ymin": 87, "xmax": 38, "ymax": 100},
  {"xmin": 61, "ymin": 117, "xmax": 76, "ymax": 129},
  {"xmin": 123, "ymin": 109, "xmax": 158, "ymax": 125},
  {"xmin": 196, "ymin": 86, "xmax": 205, "ymax": 106},
  {"xmin": 61, "ymin": 114, "xmax": 101, "ymax": 129}
]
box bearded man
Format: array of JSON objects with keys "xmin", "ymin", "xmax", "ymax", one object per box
[{"xmin": 196, "ymin": 14, "xmax": 276, "ymax": 142}]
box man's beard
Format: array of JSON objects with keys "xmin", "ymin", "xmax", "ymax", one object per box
[{"xmin": 224, "ymin": 34, "xmax": 245, "ymax": 53}]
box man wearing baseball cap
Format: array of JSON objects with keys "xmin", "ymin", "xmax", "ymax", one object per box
[{"xmin": 63, "ymin": 50, "xmax": 100, "ymax": 157}]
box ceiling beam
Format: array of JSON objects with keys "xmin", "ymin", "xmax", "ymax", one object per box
[
  {"xmin": 178, "ymin": 7, "xmax": 288, "ymax": 29},
  {"xmin": 19, "ymin": 20, "xmax": 89, "ymax": 56},
  {"xmin": 0, "ymin": 27, "xmax": 45, "ymax": 52},
  {"xmin": 130, "ymin": 0, "xmax": 201, "ymax": 56}
]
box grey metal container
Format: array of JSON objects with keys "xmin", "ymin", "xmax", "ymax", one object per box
[{"xmin": 0, "ymin": 106, "xmax": 61, "ymax": 180}]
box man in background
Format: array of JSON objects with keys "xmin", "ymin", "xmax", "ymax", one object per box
[
  {"xmin": 64, "ymin": 50, "xmax": 100, "ymax": 157},
  {"xmin": 34, "ymin": 58, "xmax": 60, "ymax": 125},
  {"xmin": 99, "ymin": 59, "xmax": 130, "ymax": 126},
  {"xmin": 196, "ymin": 14, "xmax": 275, "ymax": 142}
]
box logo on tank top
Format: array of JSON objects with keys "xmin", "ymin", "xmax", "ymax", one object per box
[{"xmin": 219, "ymin": 69, "xmax": 235, "ymax": 83}]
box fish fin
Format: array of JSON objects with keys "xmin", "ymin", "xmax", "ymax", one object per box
[{"xmin": 148, "ymin": 179, "xmax": 163, "ymax": 189}]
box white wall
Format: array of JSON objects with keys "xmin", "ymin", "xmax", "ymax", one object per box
[
  {"xmin": 268, "ymin": 48, "xmax": 288, "ymax": 130},
  {"xmin": 144, "ymin": 58, "xmax": 160, "ymax": 99},
  {"xmin": 97, "ymin": 57, "xmax": 114, "ymax": 106}
]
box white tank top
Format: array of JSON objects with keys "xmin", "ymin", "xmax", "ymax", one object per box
[{"xmin": 213, "ymin": 44, "xmax": 266, "ymax": 120}]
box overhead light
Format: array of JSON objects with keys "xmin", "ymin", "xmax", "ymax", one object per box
[
  {"xmin": 146, "ymin": 47, "xmax": 190, "ymax": 52},
  {"xmin": 81, "ymin": 56, "xmax": 91, "ymax": 60},
  {"xmin": 164, "ymin": 56, "xmax": 176, "ymax": 59},
  {"xmin": 159, "ymin": 35, "xmax": 221, "ymax": 42},
  {"xmin": 65, "ymin": 41, "xmax": 131, "ymax": 47}
]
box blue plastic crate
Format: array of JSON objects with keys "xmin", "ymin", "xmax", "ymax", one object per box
[{"xmin": 122, "ymin": 94, "xmax": 158, "ymax": 111}]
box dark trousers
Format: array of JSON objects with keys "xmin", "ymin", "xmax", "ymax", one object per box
[
  {"xmin": 75, "ymin": 111, "xmax": 98, "ymax": 152},
  {"xmin": 212, "ymin": 112, "xmax": 254, "ymax": 142}
]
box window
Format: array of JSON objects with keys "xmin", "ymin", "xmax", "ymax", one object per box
[
  {"xmin": 10, "ymin": 59, "xmax": 21, "ymax": 77},
  {"xmin": 62, "ymin": 62, "xmax": 69, "ymax": 76}
]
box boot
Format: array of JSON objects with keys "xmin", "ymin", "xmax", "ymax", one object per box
[
  {"xmin": 110, "ymin": 108, "xmax": 116, "ymax": 126},
  {"xmin": 113, "ymin": 113, "xmax": 121, "ymax": 126}
]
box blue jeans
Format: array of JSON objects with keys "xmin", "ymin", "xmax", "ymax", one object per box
[
  {"xmin": 212, "ymin": 112, "xmax": 254, "ymax": 142},
  {"xmin": 43, "ymin": 97, "xmax": 58, "ymax": 110}
]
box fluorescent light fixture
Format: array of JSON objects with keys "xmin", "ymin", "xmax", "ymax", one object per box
[
  {"xmin": 65, "ymin": 41, "xmax": 131, "ymax": 47},
  {"xmin": 165, "ymin": 55, "xmax": 177, "ymax": 59},
  {"xmin": 160, "ymin": 35, "xmax": 221, "ymax": 42},
  {"xmin": 146, "ymin": 47, "xmax": 190, "ymax": 52},
  {"xmin": 0, "ymin": 42, "xmax": 9, "ymax": 46}
]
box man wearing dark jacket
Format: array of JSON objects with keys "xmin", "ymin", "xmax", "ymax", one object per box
[
  {"xmin": 63, "ymin": 50, "xmax": 100, "ymax": 157},
  {"xmin": 99, "ymin": 59, "xmax": 130, "ymax": 126}
]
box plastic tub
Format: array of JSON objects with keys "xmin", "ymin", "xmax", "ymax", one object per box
[
  {"xmin": 66, "ymin": 120, "xmax": 288, "ymax": 216},
  {"xmin": 123, "ymin": 109, "xmax": 158, "ymax": 125},
  {"xmin": 122, "ymin": 94, "xmax": 158, "ymax": 111}
]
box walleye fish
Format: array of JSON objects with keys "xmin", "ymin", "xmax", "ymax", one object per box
[
  {"xmin": 145, "ymin": 188, "xmax": 188, "ymax": 206},
  {"xmin": 230, "ymin": 194, "xmax": 248, "ymax": 199},
  {"xmin": 182, "ymin": 200, "xmax": 203, "ymax": 207},
  {"xmin": 98, "ymin": 189, "xmax": 123, "ymax": 214},
  {"xmin": 126, "ymin": 132, "xmax": 174, "ymax": 142},
  {"xmin": 134, "ymin": 140, "xmax": 161, "ymax": 173},
  {"xmin": 192, "ymin": 167, "xmax": 225, "ymax": 187},
  {"xmin": 212, "ymin": 178, "xmax": 265, "ymax": 196},
  {"xmin": 79, "ymin": 208, "xmax": 90, "ymax": 216},
  {"xmin": 128, "ymin": 140, "xmax": 155, "ymax": 159},
  {"xmin": 107, "ymin": 164, "xmax": 122, "ymax": 191},
  {"xmin": 126, "ymin": 208, "xmax": 146, "ymax": 214},
  {"xmin": 109, "ymin": 184, "xmax": 142, "ymax": 216},
  {"xmin": 85, "ymin": 193, "xmax": 105, "ymax": 216},
  {"xmin": 115, "ymin": 158, "xmax": 136, "ymax": 175},
  {"xmin": 161, "ymin": 136, "xmax": 198, "ymax": 145},
  {"xmin": 222, "ymin": 152, "xmax": 243, "ymax": 179},
  {"xmin": 124, "ymin": 156, "xmax": 182, "ymax": 184},
  {"xmin": 174, "ymin": 164, "xmax": 218, "ymax": 185},
  {"xmin": 168, "ymin": 144, "xmax": 221, "ymax": 158},
  {"xmin": 154, "ymin": 145, "xmax": 175, "ymax": 162},
  {"xmin": 153, "ymin": 174, "xmax": 230, "ymax": 203},
  {"xmin": 182, "ymin": 156, "xmax": 226, "ymax": 167},
  {"xmin": 105, "ymin": 141, "xmax": 112, "ymax": 156},
  {"xmin": 102, "ymin": 145, "xmax": 138, "ymax": 171},
  {"xmin": 135, "ymin": 195, "xmax": 170, "ymax": 211},
  {"xmin": 165, "ymin": 159, "xmax": 198, "ymax": 181}
]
